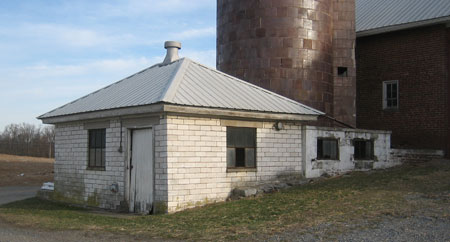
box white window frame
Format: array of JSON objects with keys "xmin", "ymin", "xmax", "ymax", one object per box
[{"xmin": 382, "ymin": 80, "xmax": 399, "ymax": 110}]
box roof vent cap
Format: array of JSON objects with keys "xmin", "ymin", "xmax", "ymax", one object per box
[{"xmin": 163, "ymin": 41, "xmax": 181, "ymax": 64}]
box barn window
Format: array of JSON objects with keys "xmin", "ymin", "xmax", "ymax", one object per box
[
  {"xmin": 383, "ymin": 80, "xmax": 398, "ymax": 109},
  {"xmin": 317, "ymin": 138, "xmax": 339, "ymax": 160},
  {"xmin": 337, "ymin": 67, "xmax": 348, "ymax": 77},
  {"xmin": 88, "ymin": 129, "xmax": 106, "ymax": 169},
  {"xmin": 354, "ymin": 139, "xmax": 374, "ymax": 160},
  {"xmin": 227, "ymin": 127, "xmax": 256, "ymax": 168}
]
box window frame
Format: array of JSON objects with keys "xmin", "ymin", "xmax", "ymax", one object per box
[
  {"xmin": 383, "ymin": 80, "xmax": 399, "ymax": 110},
  {"xmin": 226, "ymin": 127, "xmax": 257, "ymax": 170},
  {"xmin": 317, "ymin": 138, "xmax": 339, "ymax": 160},
  {"xmin": 88, "ymin": 128, "xmax": 106, "ymax": 170},
  {"xmin": 353, "ymin": 139, "xmax": 374, "ymax": 160}
]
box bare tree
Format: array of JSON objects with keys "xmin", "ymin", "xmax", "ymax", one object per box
[
  {"xmin": 0, "ymin": 123, "xmax": 55, "ymax": 158},
  {"xmin": 42, "ymin": 125, "xmax": 55, "ymax": 158}
]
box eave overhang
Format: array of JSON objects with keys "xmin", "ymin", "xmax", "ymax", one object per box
[{"xmin": 38, "ymin": 103, "xmax": 320, "ymax": 125}]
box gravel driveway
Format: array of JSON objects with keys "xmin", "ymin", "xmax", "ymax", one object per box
[
  {"xmin": 0, "ymin": 218, "xmax": 168, "ymax": 242},
  {"xmin": 261, "ymin": 193, "xmax": 450, "ymax": 242},
  {"xmin": 336, "ymin": 214, "xmax": 450, "ymax": 242},
  {"xmin": 266, "ymin": 213, "xmax": 450, "ymax": 242}
]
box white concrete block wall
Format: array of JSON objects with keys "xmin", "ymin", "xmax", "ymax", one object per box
[
  {"xmin": 257, "ymin": 122, "xmax": 302, "ymax": 182},
  {"xmin": 153, "ymin": 120, "xmax": 168, "ymax": 211},
  {"xmin": 165, "ymin": 115, "xmax": 303, "ymax": 213},
  {"xmin": 54, "ymin": 119, "xmax": 126, "ymax": 210},
  {"xmin": 302, "ymin": 126, "xmax": 395, "ymax": 178},
  {"xmin": 165, "ymin": 116, "xmax": 226, "ymax": 212}
]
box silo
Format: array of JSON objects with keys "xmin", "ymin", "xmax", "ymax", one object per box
[{"xmin": 217, "ymin": 0, "xmax": 356, "ymax": 126}]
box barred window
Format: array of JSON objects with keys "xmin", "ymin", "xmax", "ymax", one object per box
[
  {"xmin": 354, "ymin": 139, "xmax": 374, "ymax": 160},
  {"xmin": 317, "ymin": 138, "xmax": 339, "ymax": 160},
  {"xmin": 88, "ymin": 129, "xmax": 106, "ymax": 169},
  {"xmin": 226, "ymin": 127, "xmax": 256, "ymax": 168}
]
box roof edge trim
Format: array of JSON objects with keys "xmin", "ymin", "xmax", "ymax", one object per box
[
  {"xmin": 163, "ymin": 104, "xmax": 319, "ymax": 121},
  {"xmin": 357, "ymin": 16, "xmax": 450, "ymax": 37},
  {"xmin": 39, "ymin": 103, "xmax": 165, "ymax": 124}
]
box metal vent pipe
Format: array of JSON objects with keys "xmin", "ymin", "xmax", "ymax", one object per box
[{"xmin": 163, "ymin": 41, "xmax": 181, "ymax": 64}]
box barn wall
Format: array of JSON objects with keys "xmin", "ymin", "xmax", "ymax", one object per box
[
  {"xmin": 356, "ymin": 24, "xmax": 449, "ymax": 154},
  {"xmin": 164, "ymin": 115, "xmax": 303, "ymax": 213}
]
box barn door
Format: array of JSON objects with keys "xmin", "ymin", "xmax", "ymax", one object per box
[{"xmin": 129, "ymin": 128, "xmax": 153, "ymax": 214}]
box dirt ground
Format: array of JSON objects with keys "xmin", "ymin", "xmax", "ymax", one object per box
[{"xmin": 0, "ymin": 154, "xmax": 54, "ymax": 187}]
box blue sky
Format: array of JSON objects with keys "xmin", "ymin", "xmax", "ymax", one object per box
[{"xmin": 0, "ymin": 0, "xmax": 216, "ymax": 130}]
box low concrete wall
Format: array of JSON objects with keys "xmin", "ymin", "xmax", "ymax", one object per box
[{"xmin": 302, "ymin": 126, "xmax": 396, "ymax": 178}]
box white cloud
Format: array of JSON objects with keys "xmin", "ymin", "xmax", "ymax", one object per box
[{"xmin": 21, "ymin": 23, "xmax": 137, "ymax": 48}]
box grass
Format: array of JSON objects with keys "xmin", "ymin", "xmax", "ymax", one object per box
[{"xmin": 1, "ymin": 159, "xmax": 449, "ymax": 241}]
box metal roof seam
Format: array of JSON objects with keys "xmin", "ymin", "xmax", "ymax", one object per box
[
  {"xmin": 197, "ymin": 63, "xmax": 257, "ymax": 110},
  {"xmin": 159, "ymin": 58, "xmax": 188, "ymax": 103},
  {"xmin": 188, "ymin": 59, "xmax": 323, "ymax": 115},
  {"xmin": 182, "ymin": 70, "xmax": 224, "ymax": 108},
  {"xmin": 186, "ymin": 62, "xmax": 244, "ymax": 108}
]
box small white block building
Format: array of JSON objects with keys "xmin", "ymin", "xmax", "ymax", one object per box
[{"xmin": 39, "ymin": 42, "xmax": 397, "ymax": 214}]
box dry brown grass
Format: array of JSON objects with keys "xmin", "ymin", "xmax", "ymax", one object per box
[{"xmin": 0, "ymin": 154, "xmax": 54, "ymax": 186}]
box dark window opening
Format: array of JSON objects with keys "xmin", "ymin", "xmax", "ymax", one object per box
[
  {"xmin": 354, "ymin": 140, "xmax": 374, "ymax": 160},
  {"xmin": 227, "ymin": 127, "xmax": 256, "ymax": 168},
  {"xmin": 317, "ymin": 138, "xmax": 339, "ymax": 160},
  {"xmin": 235, "ymin": 148, "xmax": 245, "ymax": 167},
  {"xmin": 337, "ymin": 67, "xmax": 348, "ymax": 77},
  {"xmin": 88, "ymin": 129, "xmax": 106, "ymax": 169}
]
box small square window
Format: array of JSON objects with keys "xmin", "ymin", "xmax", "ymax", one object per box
[
  {"xmin": 317, "ymin": 138, "xmax": 339, "ymax": 160},
  {"xmin": 88, "ymin": 129, "xmax": 106, "ymax": 169},
  {"xmin": 337, "ymin": 67, "xmax": 348, "ymax": 77},
  {"xmin": 227, "ymin": 127, "xmax": 256, "ymax": 168},
  {"xmin": 354, "ymin": 139, "xmax": 373, "ymax": 160},
  {"xmin": 383, "ymin": 80, "xmax": 399, "ymax": 109}
]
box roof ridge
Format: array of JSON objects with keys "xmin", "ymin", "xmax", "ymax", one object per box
[
  {"xmin": 160, "ymin": 58, "xmax": 190, "ymax": 102},
  {"xmin": 38, "ymin": 61, "xmax": 164, "ymax": 119},
  {"xmin": 186, "ymin": 58, "xmax": 324, "ymax": 115}
]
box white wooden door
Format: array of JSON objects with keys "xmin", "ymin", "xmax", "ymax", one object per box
[{"xmin": 129, "ymin": 128, "xmax": 153, "ymax": 214}]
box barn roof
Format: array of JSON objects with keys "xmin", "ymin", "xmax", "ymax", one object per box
[
  {"xmin": 356, "ymin": 0, "xmax": 450, "ymax": 36},
  {"xmin": 39, "ymin": 58, "xmax": 322, "ymax": 120}
]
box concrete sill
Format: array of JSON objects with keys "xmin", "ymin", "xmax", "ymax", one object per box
[
  {"xmin": 87, "ymin": 167, "xmax": 106, "ymax": 171},
  {"xmin": 227, "ymin": 167, "xmax": 257, "ymax": 173}
]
